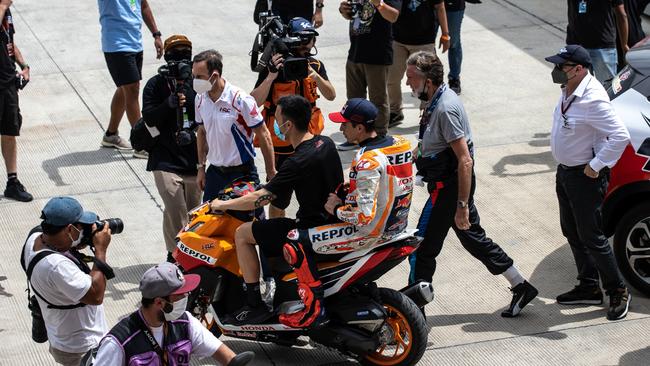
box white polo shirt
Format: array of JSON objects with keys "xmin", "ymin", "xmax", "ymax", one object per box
[
  {"xmin": 551, "ymin": 73, "xmax": 630, "ymax": 171},
  {"xmin": 195, "ymin": 80, "xmax": 264, "ymax": 167}
]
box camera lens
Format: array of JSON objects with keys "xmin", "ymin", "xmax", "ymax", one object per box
[{"xmin": 98, "ymin": 218, "xmax": 124, "ymax": 234}]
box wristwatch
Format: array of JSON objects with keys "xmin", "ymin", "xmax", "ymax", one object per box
[
  {"xmin": 457, "ymin": 200, "xmax": 468, "ymax": 209},
  {"xmin": 316, "ymin": 1, "xmax": 324, "ymax": 8},
  {"xmin": 196, "ymin": 163, "xmax": 206, "ymax": 170},
  {"xmin": 152, "ymin": 30, "xmax": 162, "ymax": 38}
]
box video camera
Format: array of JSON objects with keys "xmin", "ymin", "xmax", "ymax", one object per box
[
  {"xmin": 348, "ymin": 0, "xmax": 364, "ymax": 18},
  {"xmin": 157, "ymin": 60, "xmax": 196, "ymax": 147},
  {"xmin": 250, "ymin": 11, "xmax": 309, "ymax": 81}
]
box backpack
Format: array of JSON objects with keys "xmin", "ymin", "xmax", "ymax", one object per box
[{"xmin": 129, "ymin": 118, "xmax": 160, "ymax": 152}]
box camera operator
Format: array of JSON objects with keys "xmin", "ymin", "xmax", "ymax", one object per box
[
  {"xmin": 251, "ymin": 17, "xmax": 335, "ymax": 218},
  {"xmin": 142, "ymin": 35, "xmax": 201, "ymax": 262},
  {"xmin": 20, "ymin": 197, "xmax": 113, "ymax": 366}
]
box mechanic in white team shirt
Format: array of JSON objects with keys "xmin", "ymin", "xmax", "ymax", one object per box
[
  {"xmin": 21, "ymin": 196, "xmax": 110, "ymax": 366},
  {"xmin": 192, "ymin": 49, "xmax": 276, "ymax": 201}
]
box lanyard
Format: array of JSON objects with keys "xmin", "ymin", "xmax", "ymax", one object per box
[
  {"xmin": 418, "ymin": 83, "xmax": 447, "ymax": 140},
  {"xmin": 138, "ymin": 310, "xmax": 169, "ymax": 366}
]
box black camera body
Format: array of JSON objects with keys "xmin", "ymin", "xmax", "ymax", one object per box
[
  {"xmin": 157, "ymin": 62, "xmax": 197, "ymax": 147},
  {"xmin": 251, "ymin": 12, "xmax": 309, "ymax": 81},
  {"xmin": 349, "ymin": 0, "xmax": 363, "ymax": 18},
  {"xmin": 80, "ymin": 218, "xmax": 124, "ymax": 248},
  {"xmin": 158, "ymin": 60, "xmax": 192, "ymax": 80}
]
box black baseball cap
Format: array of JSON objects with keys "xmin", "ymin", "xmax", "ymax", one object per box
[
  {"xmin": 288, "ymin": 17, "xmax": 319, "ymax": 37},
  {"xmin": 329, "ymin": 98, "xmax": 378, "ymax": 126},
  {"xmin": 545, "ymin": 45, "xmax": 592, "ymax": 66}
]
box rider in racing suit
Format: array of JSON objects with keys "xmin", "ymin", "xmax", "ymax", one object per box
[{"xmin": 323, "ymin": 98, "xmax": 414, "ymax": 254}]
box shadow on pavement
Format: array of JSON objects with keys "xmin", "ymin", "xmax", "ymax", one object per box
[
  {"xmin": 105, "ymin": 263, "xmax": 157, "ymax": 302},
  {"xmin": 619, "ymin": 347, "xmax": 650, "ymax": 366},
  {"xmin": 0, "ymin": 276, "xmax": 14, "ymax": 298},
  {"xmin": 425, "ymin": 244, "xmax": 606, "ymax": 340},
  {"xmin": 42, "ymin": 148, "xmax": 128, "ymax": 186},
  {"xmin": 492, "ymin": 133, "xmax": 555, "ymax": 177}
]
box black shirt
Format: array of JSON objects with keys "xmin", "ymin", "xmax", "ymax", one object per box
[
  {"xmin": 254, "ymin": 57, "xmax": 329, "ymax": 90},
  {"xmin": 254, "ymin": 0, "xmax": 314, "ymax": 25},
  {"xmin": 264, "ymin": 135, "xmax": 344, "ymax": 228},
  {"xmin": 444, "ymin": 0, "xmax": 465, "ymax": 11},
  {"xmin": 142, "ymin": 74, "xmax": 199, "ymax": 175},
  {"xmin": 0, "ymin": 8, "xmax": 16, "ymax": 87},
  {"xmin": 348, "ymin": 0, "xmax": 402, "ymax": 65},
  {"xmin": 566, "ymin": 0, "xmax": 623, "ymax": 49},
  {"xmin": 393, "ymin": 0, "xmax": 443, "ymax": 45}
]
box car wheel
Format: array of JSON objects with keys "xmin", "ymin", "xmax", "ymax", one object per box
[{"xmin": 613, "ymin": 203, "xmax": 650, "ymax": 296}]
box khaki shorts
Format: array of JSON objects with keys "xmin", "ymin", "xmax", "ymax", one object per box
[{"xmin": 49, "ymin": 345, "xmax": 86, "ymax": 366}]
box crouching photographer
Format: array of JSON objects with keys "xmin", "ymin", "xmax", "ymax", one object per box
[
  {"xmin": 20, "ymin": 196, "xmax": 119, "ymax": 366},
  {"xmin": 142, "ymin": 35, "xmax": 202, "ymax": 262},
  {"xmin": 251, "ymin": 16, "xmax": 335, "ymax": 218}
]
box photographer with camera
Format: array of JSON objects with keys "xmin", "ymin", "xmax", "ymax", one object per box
[
  {"xmin": 251, "ymin": 17, "xmax": 335, "ymax": 218},
  {"xmin": 20, "ymin": 197, "xmax": 118, "ymax": 366},
  {"xmin": 337, "ymin": 0, "xmax": 401, "ymax": 151},
  {"xmin": 142, "ymin": 35, "xmax": 201, "ymax": 262}
]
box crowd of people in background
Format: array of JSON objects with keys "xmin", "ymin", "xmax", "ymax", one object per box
[{"xmin": 2, "ymin": 0, "xmax": 647, "ymax": 364}]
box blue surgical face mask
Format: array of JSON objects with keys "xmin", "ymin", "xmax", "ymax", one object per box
[{"xmin": 274, "ymin": 120, "xmax": 289, "ymax": 141}]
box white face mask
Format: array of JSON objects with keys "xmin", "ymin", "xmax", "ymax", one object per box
[
  {"xmin": 68, "ymin": 225, "xmax": 83, "ymax": 248},
  {"xmin": 163, "ymin": 296, "xmax": 188, "ymax": 321},
  {"xmin": 192, "ymin": 74, "xmax": 215, "ymax": 94}
]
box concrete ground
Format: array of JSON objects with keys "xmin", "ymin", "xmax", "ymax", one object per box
[{"xmin": 0, "ymin": 0, "xmax": 648, "ymax": 365}]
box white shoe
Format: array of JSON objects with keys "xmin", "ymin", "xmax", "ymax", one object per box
[
  {"xmin": 132, "ymin": 150, "xmax": 149, "ymax": 159},
  {"xmin": 101, "ymin": 134, "xmax": 132, "ymax": 150}
]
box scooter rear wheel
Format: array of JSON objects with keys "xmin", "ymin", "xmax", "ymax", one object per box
[{"xmin": 362, "ymin": 288, "xmax": 427, "ymax": 366}]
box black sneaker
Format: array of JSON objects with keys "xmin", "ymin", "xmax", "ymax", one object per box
[
  {"xmin": 4, "ymin": 179, "xmax": 33, "ymax": 202},
  {"xmin": 606, "ymin": 288, "xmax": 631, "ymax": 321},
  {"xmin": 388, "ymin": 111, "xmax": 404, "ymax": 128},
  {"xmin": 224, "ymin": 305, "xmax": 273, "ymax": 326},
  {"xmin": 556, "ymin": 285, "xmax": 603, "ymax": 305},
  {"xmin": 448, "ymin": 78, "xmax": 461, "ymax": 95},
  {"xmin": 501, "ymin": 281, "xmax": 538, "ymax": 318}
]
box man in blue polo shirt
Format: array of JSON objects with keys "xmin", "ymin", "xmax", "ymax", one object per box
[{"xmin": 97, "ymin": 0, "xmax": 163, "ymax": 158}]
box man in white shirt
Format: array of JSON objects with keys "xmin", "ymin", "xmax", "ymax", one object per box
[
  {"xmin": 21, "ymin": 196, "xmax": 112, "ymax": 366},
  {"xmin": 93, "ymin": 262, "xmax": 255, "ymax": 366},
  {"xmin": 192, "ymin": 49, "xmax": 275, "ymax": 201},
  {"xmin": 546, "ymin": 45, "xmax": 631, "ymax": 321}
]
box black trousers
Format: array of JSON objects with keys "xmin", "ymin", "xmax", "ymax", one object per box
[
  {"xmin": 410, "ymin": 173, "xmax": 514, "ymax": 284},
  {"xmin": 555, "ymin": 165, "xmax": 624, "ymax": 292}
]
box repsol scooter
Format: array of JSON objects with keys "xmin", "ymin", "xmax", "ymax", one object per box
[{"xmin": 174, "ymin": 180, "xmax": 434, "ymax": 366}]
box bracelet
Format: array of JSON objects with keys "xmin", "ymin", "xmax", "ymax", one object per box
[
  {"xmin": 152, "ymin": 30, "xmax": 162, "ymax": 38},
  {"xmin": 20, "ymin": 63, "xmax": 30, "ymax": 70},
  {"xmin": 316, "ymin": 1, "xmax": 324, "ymax": 8},
  {"xmin": 440, "ymin": 34, "xmax": 451, "ymax": 42}
]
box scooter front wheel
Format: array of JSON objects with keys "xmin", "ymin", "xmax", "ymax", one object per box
[{"xmin": 361, "ymin": 288, "xmax": 427, "ymax": 366}]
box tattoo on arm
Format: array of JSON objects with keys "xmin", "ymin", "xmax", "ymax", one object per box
[{"xmin": 254, "ymin": 193, "xmax": 276, "ymax": 208}]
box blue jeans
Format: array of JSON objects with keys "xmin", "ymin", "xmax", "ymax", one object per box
[
  {"xmin": 446, "ymin": 10, "xmax": 464, "ymax": 80},
  {"xmin": 586, "ymin": 48, "xmax": 617, "ymax": 84}
]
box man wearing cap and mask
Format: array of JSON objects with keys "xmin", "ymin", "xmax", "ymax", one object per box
[
  {"xmin": 324, "ymin": 98, "xmax": 414, "ymax": 248},
  {"xmin": 20, "ymin": 196, "xmax": 112, "ymax": 365},
  {"xmin": 93, "ymin": 262, "xmax": 255, "ymax": 365},
  {"xmin": 142, "ymin": 35, "xmax": 201, "ymax": 263},
  {"xmin": 405, "ymin": 51, "xmax": 538, "ymax": 317},
  {"xmin": 545, "ymin": 45, "xmax": 631, "ymax": 320},
  {"xmin": 251, "ymin": 17, "xmax": 336, "ymax": 219}
]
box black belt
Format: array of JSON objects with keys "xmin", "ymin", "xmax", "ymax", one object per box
[
  {"xmin": 558, "ymin": 163, "xmax": 587, "ymax": 171},
  {"xmin": 211, "ymin": 162, "xmax": 254, "ymax": 174}
]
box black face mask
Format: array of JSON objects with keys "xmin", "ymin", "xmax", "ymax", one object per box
[
  {"xmin": 164, "ymin": 49, "xmax": 192, "ymax": 63},
  {"xmin": 418, "ymin": 83, "xmax": 429, "ymax": 102},
  {"xmin": 551, "ymin": 64, "xmax": 579, "ymax": 85}
]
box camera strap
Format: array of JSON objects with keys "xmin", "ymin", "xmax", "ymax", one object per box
[
  {"xmin": 25, "ymin": 250, "xmax": 87, "ymax": 310},
  {"xmin": 137, "ymin": 311, "xmax": 169, "ymax": 366}
]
